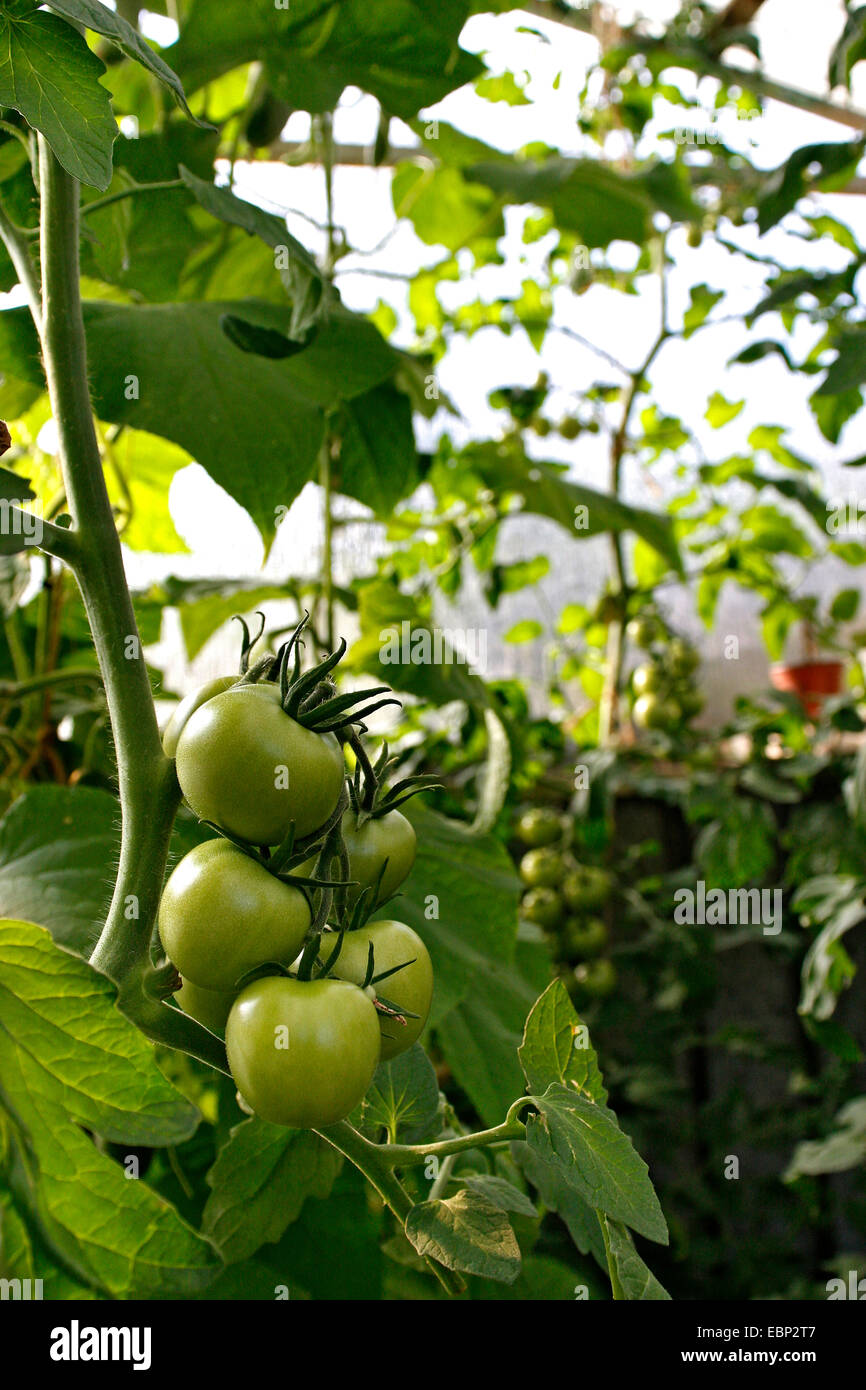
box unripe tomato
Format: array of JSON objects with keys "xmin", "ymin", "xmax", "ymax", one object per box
[
  {"xmin": 667, "ymin": 638, "xmax": 699, "ymax": 677},
  {"xmin": 516, "ymin": 807, "xmax": 563, "ymax": 848},
  {"xmin": 341, "ymin": 809, "xmax": 416, "ymax": 906},
  {"xmin": 226, "ymin": 976, "xmax": 381, "ymax": 1127},
  {"xmin": 562, "ymin": 865, "xmax": 612, "ymax": 912},
  {"xmin": 633, "ymin": 693, "xmax": 680, "ymax": 731},
  {"xmin": 678, "ymin": 688, "xmax": 705, "ymax": 718},
  {"xmin": 632, "ymin": 663, "xmax": 665, "ymax": 696},
  {"xmin": 571, "ymin": 957, "xmax": 617, "ymax": 999},
  {"xmin": 561, "ymin": 916, "xmax": 609, "ymax": 958},
  {"xmin": 520, "ymin": 847, "xmax": 567, "ymax": 888},
  {"xmin": 330, "ymin": 919, "xmax": 433, "ymax": 1060},
  {"xmin": 626, "ymin": 616, "xmax": 662, "ymax": 648},
  {"xmin": 162, "ymin": 676, "xmax": 238, "ymax": 758},
  {"xmin": 559, "ymin": 417, "xmax": 581, "ymax": 440},
  {"xmin": 521, "ymin": 887, "xmax": 563, "ymax": 929},
  {"xmin": 159, "ymin": 839, "xmax": 311, "ymax": 991},
  {"xmin": 175, "ymin": 684, "xmax": 344, "ymax": 845},
  {"xmin": 175, "ymin": 977, "xmax": 237, "ymax": 1036}
]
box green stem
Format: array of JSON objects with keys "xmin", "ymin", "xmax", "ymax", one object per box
[
  {"xmin": 80, "ymin": 180, "xmax": 185, "ymax": 220},
  {"xmin": 36, "ymin": 137, "xmax": 177, "ymax": 985},
  {"xmin": 320, "ymin": 439, "xmax": 335, "ymax": 652},
  {"xmin": 319, "ymin": 1120, "xmax": 466, "ymax": 1297},
  {"xmin": 0, "ymin": 199, "xmax": 42, "ymax": 330},
  {"xmin": 0, "ymin": 667, "xmax": 103, "ymax": 698},
  {"xmin": 374, "ymin": 1117, "xmax": 527, "ymax": 1168},
  {"xmin": 599, "ymin": 1212, "xmax": 625, "ymax": 1301}
]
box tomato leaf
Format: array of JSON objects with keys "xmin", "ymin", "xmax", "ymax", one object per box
[
  {"xmin": 525, "ymin": 1084, "xmax": 668, "ymax": 1244},
  {"xmin": 43, "ymin": 0, "xmax": 206, "ymax": 127},
  {"xmin": 0, "ymin": 918, "xmax": 201, "ymax": 1147},
  {"xmin": 0, "ymin": 7, "xmax": 117, "ymax": 189},
  {"xmin": 600, "ymin": 1214, "xmax": 671, "ymax": 1300},
  {"xmin": 202, "ymin": 1117, "xmax": 342, "ymax": 1265},
  {"xmin": 405, "ymin": 1189, "xmax": 521, "ymax": 1283},
  {"xmin": 518, "ymin": 979, "xmax": 608, "ymax": 1104},
  {"xmin": 363, "ymin": 1044, "xmax": 440, "ymax": 1141}
]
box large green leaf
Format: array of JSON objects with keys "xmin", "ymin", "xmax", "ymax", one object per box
[
  {"xmin": 80, "ymin": 126, "xmax": 219, "ymax": 301},
  {"xmin": 0, "ymin": 918, "xmax": 200, "ymax": 1147},
  {"xmin": 816, "ymin": 331, "xmax": 866, "ymax": 397},
  {"xmin": 404, "ymin": 1189, "xmax": 521, "ymax": 1283},
  {"xmin": 392, "ymin": 163, "xmax": 505, "ymax": 252},
  {"xmin": 0, "ymin": 299, "xmax": 398, "ymax": 542},
  {"xmin": 466, "ymin": 156, "xmax": 652, "ymax": 248},
  {"xmin": 338, "ymin": 382, "xmax": 419, "ymax": 515},
  {"xmin": 44, "ymin": 0, "xmax": 204, "ymax": 125},
  {"xmin": 362, "ymin": 1044, "xmax": 441, "ymax": 1142},
  {"xmin": 601, "ymin": 1215, "xmax": 671, "ymax": 1300},
  {"xmin": 0, "ymin": 6, "xmax": 117, "ymax": 189},
  {"xmin": 172, "ymin": 0, "xmax": 481, "ymax": 120},
  {"xmin": 202, "ymin": 1118, "xmax": 342, "ymax": 1264},
  {"xmin": 513, "ymin": 1139, "xmax": 608, "ymax": 1267},
  {"xmin": 756, "ymin": 140, "xmax": 864, "ymax": 235},
  {"xmin": 179, "ymin": 166, "xmax": 323, "ymax": 339},
  {"xmin": 3, "ymin": 1098, "xmax": 218, "ymax": 1297},
  {"xmin": 0, "ymin": 786, "xmax": 118, "ymax": 955},
  {"xmin": 464, "ymin": 441, "xmax": 682, "ymax": 573},
  {"xmin": 525, "ymin": 1084, "xmax": 668, "ymax": 1245},
  {"xmin": 518, "ymin": 979, "xmax": 608, "ymax": 1104}
]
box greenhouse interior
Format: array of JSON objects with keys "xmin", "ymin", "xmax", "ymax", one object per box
[{"xmin": 0, "ymin": 0, "xmax": 864, "ymax": 1343}]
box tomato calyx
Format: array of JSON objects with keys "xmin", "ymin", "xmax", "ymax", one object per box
[
  {"xmin": 346, "ymin": 729, "xmax": 440, "ymax": 823},
  {"xmin": 231, "ymin": 610, "xmax": 267, "ymax": 676},
  {"xmin": 230, "ymin": 611, "xmax": 402, "ymax": 735},
  {"xmin": 143, "ymin": 955, "xmax": 183, "ymax": 1001}
]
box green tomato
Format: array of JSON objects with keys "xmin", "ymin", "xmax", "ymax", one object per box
[
  {"xmin": 520, "ymin": 847, "xmax": 567, "ymax": 888},
  {"xmin": 175, "ymin": 683, "xmax": 344, "ymax": 845},
  {"xmin": 162, "ymin": 676, "xmax": 238, "ymax": 758},
  {"xmin": 559, "ymin": 417, "xmax": 581, "ymax": 440},
  {"xmin": 330, "ymin": 919, "xmax": 433, "ymax": 1060},
  {"xmin": 633, "ymin": 693, "xmax": 680, "ymax": 731},
  {"xmin": 632, "ymin": 664, "xmax": 665, "ymax": 696},
  {"xmin": 159, "ymin": 839, "xmax": 311, "ymax": 991},
  {"xmin": 571, "ymin": 957, "xmax": 617, "ymax": 999},
  {"xmin": 626, "ymin": 616, "xmax": 662, "ymax": 648},
  {"xmin": 341, "ymin": 809, "xmax": 416, "ymax": 907},
  {"xmin": 678, "ymin": 689, "xmax": 705, "ymax": 718},
  {"xmin": 174, "ymin": 977, "xmax": 237, "ymax": 1036},
  {"xmin": 521, "ymin": 887, "xmax": 563, "ymax": 929},
  {"xmin": 562, "ymin": 916, "xmax": 609, "ymax": 959},
  {"xmin": 516, "ymin": 807, "xmax": 563, "ymax": 848},
  {"xmin": 562, "ymin": 865, "xmax": 612, "ymax": 912},
  {"xmin": 226, "ymin": 976, "xmax": 381, "ymax": 1127},
  {"xmin": 667, "ymin": 638, "xmax": 699, "ymax": 677}
]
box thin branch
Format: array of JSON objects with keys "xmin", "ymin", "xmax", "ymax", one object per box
[
  {"xmin": 526, "ymin": 1, "xmax": 866, "ymax": 135},
  {"xmin": 81, "ymin": 179, "xmax": 185, "ymax": 219},
  {"xmin": 0, "ymin": 200, "xmax": 42, "ymax": 331}
]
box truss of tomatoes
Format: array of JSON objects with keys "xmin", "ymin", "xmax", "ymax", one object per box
[{"xmin": 159, "ymin": 615, "xmax": 437, "ymax": 1129}]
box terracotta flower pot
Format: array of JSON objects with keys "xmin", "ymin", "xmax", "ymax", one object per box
[{"xmin": 770, "ymin": 660, "xmax": 844, "ymax": 719}]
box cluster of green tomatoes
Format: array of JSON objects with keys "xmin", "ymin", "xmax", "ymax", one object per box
[
  {"xmin": 626, "ymin": 614, "xmax": 703, "ymax": 735},
  {"xmin": 157, "ymin": 616, "xmax": 435, "ymax": 1130},
  {"xmin": 514, "ymin": 807, "xmax": 616, "ymax": 1000}
]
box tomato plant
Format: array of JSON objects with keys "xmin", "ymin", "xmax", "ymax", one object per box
[{"xmin": 0, "ymin": 0, "xmax": 862, "ymax": 1325}]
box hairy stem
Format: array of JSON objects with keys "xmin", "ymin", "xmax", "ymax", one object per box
[
  {"xmin": 319, "ymin": 1120, "xmax": 466, "ymax": 1296},
  {"xmin": 36, "ymin": 137, "xmax": 177, "ymax": 984}
]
